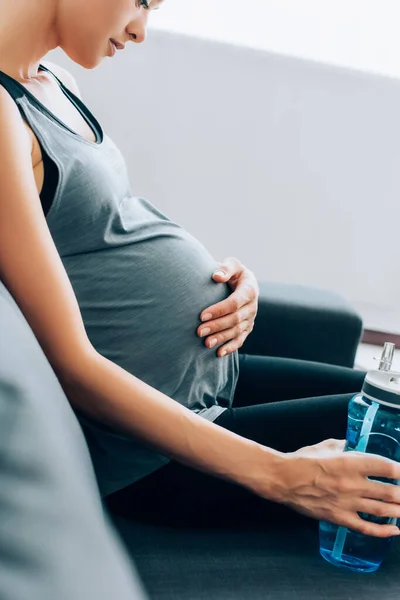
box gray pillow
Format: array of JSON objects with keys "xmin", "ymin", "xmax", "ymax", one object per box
[{"xmin": 0, "ymin": 281, "xmax": 147, "ymax": 600}]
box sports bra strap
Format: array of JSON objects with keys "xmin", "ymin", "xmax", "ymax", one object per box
[{"xmin": 0, "ymin": 69, "xmax": 25, "ymax": 101}]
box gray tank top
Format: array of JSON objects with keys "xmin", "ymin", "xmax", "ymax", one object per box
[{"xmin": 0, "ymin": 65, "xmax": 239, "ymax": 496}]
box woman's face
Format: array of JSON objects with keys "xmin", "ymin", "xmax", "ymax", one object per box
[{"xmin": 57, "ymin": 0, "xmax": 162, "ymax": 69}]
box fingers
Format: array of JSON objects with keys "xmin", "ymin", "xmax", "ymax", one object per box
[
  {"xmin": 344, "ymin": 515, "xmax": 399, "ymax": 539},
  {"xmin": 362, "ymin": 479, "xmax": 400, "ymax": 504},
  {"xmin": 199, "ymin": 307, "xmax": 250, "ymax": 336},
  {"xmin": 287, "ymin": 448, "xmax": 400, "ymax": 538},
  {"xmin": 199, "ymin": 317, "xmax": 250, "ymax": 346},
  {"xmin": 212, "ymin": 258, "xmax": 259, "ymax": 294},
  {"xmin": 200, "ymin": 324, "xmax": 250, "ymax": 356},
  {"xmin": 351, "ymin": 452, "xmax": 400, "ymax": 481},
  {"xmin": 292, "ymin": 503, "xmax": 399, "ymax": 538},
  {"xmin": 217, "ymin": 331, "xmax": 248, "ymax": 357},
  {"xmin": 357, "ymin": 498, "xmax": 400, "ymax": 519},
  {"xmin": 336, "ymin": 454, "xmax": 400, "ymax": 504},
  {"xmin": 212, "ymin": 257, "xmax": 244, "ymax": 281},
  {"xmin": 200, "ymin": 294, "xmax": 250, "ymax": 323}
]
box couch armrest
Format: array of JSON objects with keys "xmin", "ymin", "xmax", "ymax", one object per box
[{"xmin": 240, "ymin": 282, "xmax": 363, "ymax": 368}]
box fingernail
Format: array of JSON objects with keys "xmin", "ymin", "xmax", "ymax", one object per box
[
  {"xmin": 221, "ymin": 350, "xmax": 227, "ymax": 357},
  {"xmin": 201, "ymin": 313, "xmax": 212, "ymax": 322},
  {"xmin": 209, "ymin": 338, "xmax": 217, "ymax": 348},
  {"xmin": 213, "ymin": 270, "xmax": 225, "ymax": 277},
  {"xmin": 200, "ymin": 328, "xmax": 211, "ymax": 337}
]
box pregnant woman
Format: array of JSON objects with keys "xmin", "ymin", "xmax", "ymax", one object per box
[{"xmin": 1, "ymin": 0, "xmax": 400, "ymax": 537}]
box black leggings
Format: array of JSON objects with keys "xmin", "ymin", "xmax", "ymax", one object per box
[{"xmin": 106, "ymin": 354, "xmax": 366, "ymax": 529}]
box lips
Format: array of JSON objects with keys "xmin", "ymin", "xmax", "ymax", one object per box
[{"xmin": 110, "ymin": 38, "xmax": 125, "ymax": 51}]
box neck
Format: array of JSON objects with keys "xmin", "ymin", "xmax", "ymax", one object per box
[{"xmin": 0, "ymin": 0, "xmax": 59, "ymax": 81}]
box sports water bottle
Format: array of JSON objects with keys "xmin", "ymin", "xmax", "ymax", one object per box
[{"xmin": 319, "ymin": 343, "xmax": 400, "ymax": 573}]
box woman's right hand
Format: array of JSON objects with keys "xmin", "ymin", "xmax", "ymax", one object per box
[{"xmin": 264, "ymin": 438, "xmax": 400, "ymax": 538}]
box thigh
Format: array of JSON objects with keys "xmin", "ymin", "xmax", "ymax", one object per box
[
  {"xmin": 106, "ymin": 392, "xmax": 351, "ymax": 528},
  {"xmin": 234, "ymin": 354, "xmax": 365, "ymax": 408},
  {"xmin": 218, "ymin": 391, "xmax": 352, "ymax": 452}
]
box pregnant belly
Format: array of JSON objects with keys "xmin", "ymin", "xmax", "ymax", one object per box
[{"xmin": 62, "ymin": 229, "xmax": 234, "ymax": 404}]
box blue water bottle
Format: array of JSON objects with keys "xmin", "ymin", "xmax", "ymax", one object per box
[{"xmin": 319, "ymin": 343, "xmax": 400, "ymax": 573}]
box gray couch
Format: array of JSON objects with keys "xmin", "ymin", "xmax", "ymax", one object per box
[
  {"xmin": 4, "ymin": 276, "xmax": 392, "ymax": 600},
  {"xmin": 0, "ymin": 280, "xmax": 147, "ymax": 600}
]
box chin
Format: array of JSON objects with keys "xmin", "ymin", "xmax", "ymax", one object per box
[
  {"xmin": 61, "ymin": 46, "xmax": 102, "ymax": 70},
  {"xmin": 80, "ymin": 58, "xmax": 102, "ymax": 70}
]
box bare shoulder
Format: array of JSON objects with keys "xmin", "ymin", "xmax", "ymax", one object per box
[
  {"xmin": 41, "ymin": 60, "xmax": 83, "ymax": 99},
  {"xmin": 0, "ymin": 84, "xmax": 33, "ymax": 153},
  {"xmin": 0, "ymin": 72, "xmax": 92, "ymax": 374}
]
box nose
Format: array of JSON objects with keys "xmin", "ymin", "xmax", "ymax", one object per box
[
  {"xmin": 129, "ymin": 28, "xmax": 146, "ymax": 44},
  {"xmin": 127, "ymin": 13, "xmax": 148, "ymax": 44}
]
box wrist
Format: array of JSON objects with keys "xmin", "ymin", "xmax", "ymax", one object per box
[{"xmin": 234, "ymin": 441, "xmax": 289, "ymax": 502}]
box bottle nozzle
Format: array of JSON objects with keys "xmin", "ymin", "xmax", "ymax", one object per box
[{"xmin": 377, "ymin": 342, "xmax": 395, "ymax": 372}]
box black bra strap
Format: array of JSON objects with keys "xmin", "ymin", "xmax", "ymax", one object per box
[
  {"xmin": 39, "ymin": 64, "xmax": 103, "ymax": 144},
  {"xmin": 0, "ymin": 70, "xmax": 25, "ymax": 101},
  {"xmin": 0, "ymin": 64, "xmax": 103, "ymax": 144}
]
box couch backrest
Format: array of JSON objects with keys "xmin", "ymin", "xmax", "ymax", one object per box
[{"xmin": 0, "ymin": 280, "xmax": 147, "ymax": 600}]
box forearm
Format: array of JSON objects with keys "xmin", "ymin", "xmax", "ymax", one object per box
[{"xmin": 58, "ymin": 350, "xmax": 286, "ymax": 495}]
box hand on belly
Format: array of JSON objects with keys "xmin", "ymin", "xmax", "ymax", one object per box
[{"xmin": 196, "ymin": 257, "xmax": 259, "ymax": 359}]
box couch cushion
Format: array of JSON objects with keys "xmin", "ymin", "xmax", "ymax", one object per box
[
  {"xmin": 114, "ymin": 516, "xmax": 400, "ymax": 600},
  {"xmin": 0, "ymin": 281, "xmax": 146, "ymax": 600}
]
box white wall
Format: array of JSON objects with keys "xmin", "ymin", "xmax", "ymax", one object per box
[
  {"xmin": 48, "ymin": 28, "xmax": 400, "ymax": 333},
  {"xmin": 150, "ymin": 0, "xmax": 400, "ymax": 80}
]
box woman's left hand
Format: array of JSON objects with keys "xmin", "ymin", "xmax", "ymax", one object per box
[{"xmin": 197, "ymin": 257, "xmax": 259, "ymax": 357}]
